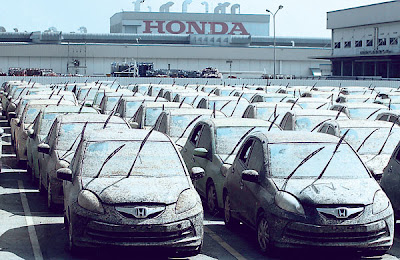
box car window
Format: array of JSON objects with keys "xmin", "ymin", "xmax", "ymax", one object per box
[
  {"xmin": 389, "ymin": 115, "xmax": 399, "ymax": 124},
  {"xmin": 283, "ymin": 114, "xmax": 293, "ymax": 130},
  {"xmin": 190, "ymin": 125, "xmax": 203, "ymax": 145},
  {"xmin": 157, "ymin": 114, "xmax": 168, "ymax": 134},
  {"xmin": 395, "ymin": 148, "xmax": 400, "ymax": 163},
  {"xmin": 326, "ymin": 126, "xmax": 336, "ymax": 136},
  {"xmin": 47, "ymin": 121, "xmax": 58, "ymax": 148},
  {"xmin": 378, "ymin": 114, "xmax": 389, "ymax": 121},
  {"xmin": 197, "ymin": 125, "xmax": 212, "ymax": 154},
  {"xmin": 247, "ymin": 140, "xmax": 264, "ymax": 174},
  {"xmin": 319, "ymin": 125, "xmax": 328, "ymax": 133},
  {"xmin": 239, "ymin": 140, "xmax": 253, "ymax": 165},
  {"xmin": 280, "ymin": 114, "xmax": 288, "ymax": 129}
]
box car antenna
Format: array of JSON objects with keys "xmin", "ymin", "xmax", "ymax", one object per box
[
  {"xmin": 268, "ymin": 114, "xmax": 280, "ymax": 131},
  {"xmin": 154, "ymin": 89, "xmax": 162, "ymax": 102},
  {"xmin": 78, "ymin": 100, "xmax": 86, "ymax": 114},
  {"xmin": 273, "ymin": 104, "xmax": 277, "ymax": 118},
  {"xmin": 310, "ymin": 119, "xmax": 332, "ymax": 132},
  {"xmin": 357, "ymin": 128, "xmax": 379, "ymax": 153},
  {"xmin": 363, "ymin": 98, "xmax": 370, "ymax": 103},
  {"xmin": 178, "ymin": 97, "xmax": 186, "ymax": 108},
  {"xmin": 389, "ymin": 99, "xmax": 392, "ymax": 110},
  {"xmin": 60, "ymin": 121, "xmax": 88, "ymax": 159},
  {"xmin": 91, "ymin": 144, "xmax": 126, "ymax": 179},
  {"xmin": 225, "ymin": 126, "xmax": 256, "ymax": 162},
  {"xmin": 176, "ymin": 115, "xmax": 203, "ymax": 144},
  {"xmin": 366, "ymin": 108, "xmax": 382, "ymax": 119},
  {"xmin": 282, "ymin": 146, "xmax": 325, "ymax": 191},
  {"xmin": 57, "ymin": 95, "xmax": 64, "ymax": 106},
  {"xmin": 230, "ymin": 93, "xmax": 244, "ymax": 117},
  {"xmin": 126, "ymin": 127, "xmax": 156, "ymax": 178},
  {"xmin": 57, "ymin": 88, "xmax": 62, "ymax": 95},
  {"xmin": 228, "ymin": 89, "xmax": 236, "ymax": 96},
  {"xmin": 208, "ymin": 87, "xmax": 217, "ymax": 96},
  {"xmin": 377, "ymin": 122, "xmax": 396, "ymax": 156},
  {"xmin": 301, "ymin": 129, "xmax": 350, "ymax": 193},
  {"xmin": 109, "ymin": 95, "xmax": 123, "ymax": 116}
]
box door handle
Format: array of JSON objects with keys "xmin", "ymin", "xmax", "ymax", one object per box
[{"xmin": 388, "ymin": 166, "xmax": 393, "ymax": 173}]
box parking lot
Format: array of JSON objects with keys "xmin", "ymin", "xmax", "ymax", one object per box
[{"xmin": 1, "ymin": 114, "xmax": 400, "ymax": 260}]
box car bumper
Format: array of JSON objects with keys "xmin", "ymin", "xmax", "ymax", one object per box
[
  {"xmin": 70, "ymin": 205, "xmax": 203, "ymax": 250},
  {"xmin": 270, "ymin": 215, "xmax": 393, "ymax": 251}
]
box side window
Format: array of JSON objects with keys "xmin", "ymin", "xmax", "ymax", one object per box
[
  {"xmin": 284, "ymin": 115, "xmax": 293, "ymax": 130},
  {"xmin": 197, "ymin": 126, "xmax": 212, "ymax": 155},
  {"xmin": 247, "ymin": 141, "xmax": 264, "ymax": 174},
  {"xmin": 158, "ymin": 114, "xmax": 168, "ymax": 134},
  {"xmin": 239, "ymin": 140, "xmax": 253, "ymax": 166},
  {"xmin": 280, "ymin": 114, "xmax": 288, "ymax": 129},
  {"xmin": 47, "ymin": 122, "xmax": 58, "ymax": 148},
  {"xmin": 319, "ymin": 125, "xmax": 328, "ymax": 133},
  {"xmin": 190, "ymin": 125, "xmax": 203, "ymax": 145},
  {"xmin": 395, "ymin": 148, "xmax": 400, "ymax": 163},
  {"xmin": 377, "ymin": 114, "xmax": 389, "ymax": 122},
  {"xmin": 389, "ymin": 115, "xmax": 399, "ymax": 124},
  {"xmin": 326, "ymin": 126, "xmax": 336, "ymax": 136}
]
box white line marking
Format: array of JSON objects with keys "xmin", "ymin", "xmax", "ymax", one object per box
[
  {"xmin": 18, "ymin": 180, "xmax": 43, "ymax": 260},
  {"xmin": 205, "ymin": 226, "xmax": 247, "ymax": 260}
]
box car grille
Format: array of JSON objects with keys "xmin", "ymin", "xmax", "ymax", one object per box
[
  {"xmin": 285, "ymin": 220, "xmax": 388, "ymax": 243},
  {"xmin": 86, "ymin": 220, "xmax": 194, "ymax": 243}
]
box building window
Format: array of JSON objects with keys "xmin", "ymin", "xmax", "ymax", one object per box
[
  {"xmin": 366, "ymin": 39, "xmax": 373, "ymax": 47},
  {"xmin": 390, "ymin": 37, "xmax": 398, "ymax": 45},
  {"xmin": 378, "ymin": 38, "xmax": 387, "ymax": 46},
  {"xmin": 344, "ymin": 41, "xmax": 351, "ymax": 48},
  {"xmin": 334, "ymin": 42, "xmax": 341, "ymax": 49},
  {"xmin": 355, "ymin": 40, "xmax": 363, "ymax": 47}
]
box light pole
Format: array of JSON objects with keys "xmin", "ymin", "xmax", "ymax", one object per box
[
  {"xmin": 135, "ymin": 37, "xmax": 141, "ymax": 77},
  {"xmin": 226, "ymin": 60, "xmax": 233, "ymax": 79},
  {"xmin": 266, "ymin": 5, "xmax": 283, "ymax": 79}
]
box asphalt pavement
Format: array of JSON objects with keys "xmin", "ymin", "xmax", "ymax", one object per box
[{"xmin": 1, "ymin": 116, "xmax": 400, "ymax": 260}]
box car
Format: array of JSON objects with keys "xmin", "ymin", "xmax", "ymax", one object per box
[
  {"xmin": 99, "ymin": 90, "xmax": 137, "ymax": 114},
  {"xmin": 279, "ymin": 109, "xmax": 349, "ymax": 131},
  {"xmin": 286, "ymin": 98, "xmax": 332, "ymax": 110},
  {"xmin": 26, "ymin": 105, "xmax": 98, "ymax": 181},
  {"xmin": 317, "ymin": 119, "xmax": 400, "ymax": 179},
  {"xmin": 115, "ymin": 96, "xmax": 168, "ymax": 122},
  {"xmin": 375, "ymin": 111, "xmax": 400, "ymax": 126},
  {"xmin": 181, "ymin": 118, "xmax": 281, "ymax": 213},
  {"xmin": 223, "ymin": 130, "xmax": 394, "ymax": 256},
  {"xmin": 58, "ymin": 128, "xmax": 204, "ymax": 256},
  {"xmin": 249, "ymin": 93, "xmax": 291, "ymax": 103},
  {"xmin": 153, "ymin": 108, "xmax": 225, "ymax": 148},
  {"xmin": 197, "ymin": 96, "xmax": 250, "ymax": 117},
  {"xmin": 37, "ymin": 114, "xmax": 130, "ymax": 209},
  {"xmin": 330, "ymin": 103, "xmax": 388, "ymax": 120},
  {"xmin": 242, "ymin": 102, "xmax": 302, "ymax": 123},
  {"xmin": 381, "ymin": 142, "xmax": 400, "ymax": 219}
]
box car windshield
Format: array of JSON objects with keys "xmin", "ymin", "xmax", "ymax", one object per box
[
  {"xmin": 125, "ymin": 102, "xmax": 143, "ymax": 118},
  {"xmin": 82, "ymin": 140, "xmax": 184, "ymax": 178},
  {"xmin": 105, "ymin": 97, "xmax": 121, "ymax": 111},
  {"xmin": 269, "ymin": 143, "xmax": 369, "ymax": 178},
  {"xmin": 40, "ymin": 113, "xmax": 58, "ymax": 135},
  {"xmin": 256, "ymin": 107, "xmax": 290, "ymax": 120},
  {"xmin": 340, "ymin": 127, "xmax": 400, "ymax": 155},
  {"xmin": 209, "ymin": 100, "xmax": 248, "ymax": 115},
  {"xmin": 295, "ymin": 115, "xmax": 339, "ymax": 131},
  {"xmin": 216, "ymin": 126, "xmax": 270, "ymax": 154},
  {"xmin": 144, "ymin": 107, "xmax": 163, "ymax": 126},
  {"xmin": 24, "ymin": 108, "xmax": 40, "ymax": 123},
  {"xmin": 349, "ymin": 108, "xmax": 383, "ymax": 119},
  {"xmin": 170, "ymin": 114, "xmax": 200, "ymax": 138},
  {"xmin": 78, "ymin": 89, "xmax": 97, "ymax": 101},
  {"xmin": 58, "ymin": 122, "xmax": 125, "ymax": 150}
]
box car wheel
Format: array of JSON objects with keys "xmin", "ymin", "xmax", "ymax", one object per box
[
  {"xmin": 257, "ymin": 213, "xmax": 273, "ymax": 254},
  {"xmin": 47, "ymin": 179, "xmax": 55, "ymax": 210},
  {"xmin": 224, "ymin": 194, "xmax": 239, "ymax": 229},
  {"xmin": 206, "ymin": 182, "xmax": 218, "ymax": 214}
]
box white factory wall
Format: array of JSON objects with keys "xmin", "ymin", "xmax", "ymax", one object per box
[{"xmin": 0, "ymin": 43, "xmax": 330, "ymax": 77}]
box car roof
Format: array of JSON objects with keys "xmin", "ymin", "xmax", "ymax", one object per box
[
  {"xmin": 83, "ymin": 129, "xmax": 170, "ymax": 142},
  {"xmin": 289, "ymin": 109, "xmax": 348, "ymax": 117},
  {"xmin": 41, "ymin": 105, "xmax": 97, "ymax": 114},
  {"xmin": 167, "ymin": 108, "xmax": 225, "ymax": 116},
  {"xmin": 333, "ymin": 103, "xmax": 387, "ymax": 109},
  {"xmin": 201, "ymin": 118, "xmax": 272, "ymax": 128},
  {"xmin": 251, "ymin": 130, "xmax": 340, "ymax": 144},
  {"xmin": 250, "ymin": 102, "xmax": 298, "ymax": 108},
  {"xmin": 122, "ymin": 96, "xmax": 168, "ymax": 102},
  {"xmin": 56, "ymin": 114, "xmax": 127, "ymax": 124},
  {"xmin": 144, "ymin": 102, "xmax": 192, "ymax": 109},
  {"xmin": 328, "ymin": 119, "xmax": 399, "ymax": 128}
]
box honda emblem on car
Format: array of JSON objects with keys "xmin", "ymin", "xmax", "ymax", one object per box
[
  {"xmin": 134, "ymin": 207, "xmax": 148, "ymax": 218},
  {"xmin": 336, "ymin": 208, "xmax": 348, "ymax": 218}
]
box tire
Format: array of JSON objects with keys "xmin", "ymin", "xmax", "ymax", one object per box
[
  {"xmin": 257, "ymin": 213, "xmax": 273, "ymax": 254},
  {"xmin": 224, "ymin": 194, "xmax": 239, "ymax": 229},
  {"xmin": 206, "ymin": 182, "xmax": 218, "ymax": 214}
]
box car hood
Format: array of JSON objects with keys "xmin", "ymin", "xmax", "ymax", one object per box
[
  {"xmin": 360, "ymin": 154, "xmax": 391, "ymax": 175},
  {"xmin": 82, "ymin": 175, "xmax": 190, "ymax": 204},
  {"xmin": 272, "ymin": 178, "xmax": 379, "ymax": 205}
]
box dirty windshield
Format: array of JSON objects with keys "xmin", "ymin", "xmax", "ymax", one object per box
[
  {"xmin": 209, "ymin": 100, "xmax": 248, "ymax": 115},
  {"xmin": 341, "ymin": 127, "xmax": 400, "ymax": 155},
  {"xmin": 24, "ymin": 108, "xmax": 40, "ymax": 124},
  {"xmin": 349, "ymin": 108, "xmax": 383, "ymax": 119},
  {"xmin": 269, "ymin": 143, "xmax": 369, "ymax": 178},
  {"xmin": 82, "ymin": 141, "xmax": 184, "ymax": 178},
  {"xmin": 145, "ymin": 107, "xmax": 163, "ymax": 126},
  {"xmin": 216, "ymin": 126, "xmax": 269, "ymax": 154},
  {"xmin": 170, "ymin": 115, "xmax": 200, "ymax": 138},
  {"xmin": 125, "ymin": 102, "xmax": 143, "ymax": 118},
  {"xmin": 295, "ymin": 116, "xmax": 336, "ymax": 131}
]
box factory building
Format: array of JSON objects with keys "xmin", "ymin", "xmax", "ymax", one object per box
[
  {"xmin": 325, "ymin": 1, "xmax": 400, "ymax": 78},
  {"xmin": 0, "ymin": 2, "xmax": 331, "ymax": 78}
]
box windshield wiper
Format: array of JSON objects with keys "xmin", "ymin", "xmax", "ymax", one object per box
[
  {"xmin": 282, "ymin": 146, "xmax": 325, "ymax": 191},
  {"xmin": 268, "ymin": 114, "xmax": 280, "ymax": 131},
  {"xmin": 366, "ymin": 108, "xmax": 382, "ymax": 119},
  {"xmin": 301, "ymin": 129, "xmax": 350, "ymax": 192},
  {"xmin": 230, "ymin": 93, "xmax": 244, "ymax": 117},
  {"xmin": 175, "ymin": 115, "xmax": 202, "ymax": 144},
  {"xmin": 178, "ymin": 97, "xmax": 186, "ymax": 108},
  {"xmin": 60, "ymin": 122, "xmax": 88, "ymax": 159},
  {"xmin": 219, "ymin": 100, "xmax": 232, "ymax": 111},
  {"xmin": 316, "ymin": 103, "xmax": 327, "ymax": 110},
  {"xmin": 377, "ymin": 122, "xmax": 396, "ymax": 156},
  {"xmin": 310, "ymin": 118, "xmax": 332, "ymax": 132},
  {"xmin": 126, "ymin": 127, "xmax": 155, "ymax": 178},
  {"xmin": 356, "ymin": 128, "xmax": 379, "ymax": 152},
  {"xmin": 224, "ymin": 126, "xmax": 256, "ymax": 162},
  {"xmin": 93, "ymin": 144, "xmax": 126, "ymax": 179}
]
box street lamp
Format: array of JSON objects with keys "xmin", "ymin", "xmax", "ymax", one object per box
[
  {"xmin": 266, "ymin": 5, "xmax": 283, "ymax": 79},
  {"xmin": 135, "ymin": 37, "xmax": 141, "ymax": 77},
  {"xmin": 226, "ymin": 60, "xmax": 233, "ymax": 79}
]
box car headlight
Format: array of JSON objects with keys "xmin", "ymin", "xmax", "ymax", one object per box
[
  {"xmin": 372, "ymin": 190, "xmax": 390, "ymax": 215},
  {"xmin": 175, "ymin": 188, "xmax": 200, "ymax": 214},
  {"xmin": 275, "ymin": 191, "xmax": 305, "ymax": 216},
  {"xmin": 78, "ymin": 190, "xmax": 104, "ymax": 214}
]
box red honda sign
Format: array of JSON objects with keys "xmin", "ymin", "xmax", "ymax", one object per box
[{"xmin": 142, "ymin": 20, "xmax": 250, "ymax": 35}]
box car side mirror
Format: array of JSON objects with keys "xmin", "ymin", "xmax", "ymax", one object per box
[
  {"xmin": 8, "ymin": 112, "xmax": 16, "ymax": 119},
  {"xmin": 57, "ymin": 168, "xmax": 73, "ymax": 182},
  {"xmin": 193, "ymin": 147, "xmax": 208, "ymax": 158},
  {"xmin": 242, "ymin": 169, "xmax": 260, "ymax": 183},
  {"xmin": 130, "ymin": 122, "xmax": 139, "ymax": 129},
  {"xmin": 27, "ymin": 128, "xmax": 35, "ymax": 138},
  {"xmin": 220, "ymin": 163, "xmax": 231, "ymax": 177},
  {"xmin": 15, "ymin": 118, "xmax": 21, "ymax": 127},
  {"xmin": 191, "ymin": 167, "xmax": 205, "ymax": 180},
  {"xmin": 37, "ymin": 143, "xmax": 50, "ymax": 154}
]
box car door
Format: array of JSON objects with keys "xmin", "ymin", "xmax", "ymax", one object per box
[
  {"xmin": 241, "ymin": 139, "xmax": 265, "ymax": 226},
  {"xmin": 181, "ymin": 123, "xmax": 203, "ymax": 178},
  {"xmin": 381, "ymin": 145, "xmax": 400, "ymax": 210},
  {"xmin": 39, "ymin": 121, "xmax": 58, "ymax": 189},
  {"xmin": 229, "ymin": 139, "xmax": 253, "ymax": 218}
]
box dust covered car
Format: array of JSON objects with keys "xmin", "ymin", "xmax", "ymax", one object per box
[
  {"xmin": 223, "ymin": 131, "xmax": 394, "ymax": 256},
  {"xmin": 58, "ymin": 129, "xmax": 204, "ymax": 256}
]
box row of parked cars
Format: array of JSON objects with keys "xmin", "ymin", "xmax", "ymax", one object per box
[{"xmin": 1, "ymin": 80, "xmax": 399, "ymax": 257}]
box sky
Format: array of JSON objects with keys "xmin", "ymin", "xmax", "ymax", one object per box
[{"xmin": 0, "ymin": 0, "xmax": 389, "ymax": 37}]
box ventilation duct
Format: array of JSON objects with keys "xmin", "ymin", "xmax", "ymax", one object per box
[
  {"xmin": 201, "ymin": 2, "xmax": 209, "ymax": 13},
  {"xmin": 231, "ymin": 4, "xmax": 240, "ymax": 14},
  {"xmin": 214, "ymin": 2, "xmax": 230, "ymax": 14},
  {"xmin": 160, "ymin": 2, "xmax": 174, "ymax": 12},
  {"xmin": 182, "ymin": 0, "xmax": 192, "ymax": 13}
]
